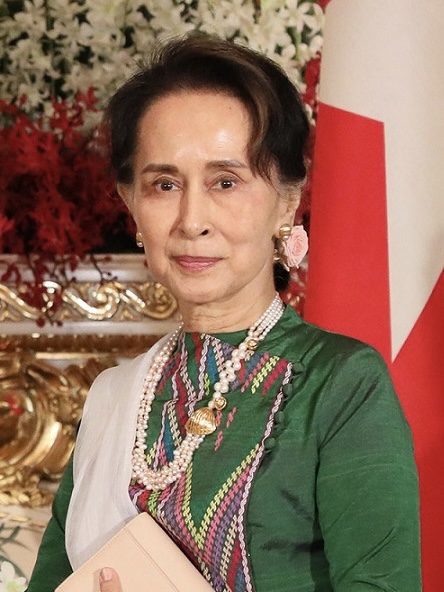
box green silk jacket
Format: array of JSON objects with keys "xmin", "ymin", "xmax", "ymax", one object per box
[{"xmin": 27, "ymin": 306, "xmax": 421, "ymax": 592}]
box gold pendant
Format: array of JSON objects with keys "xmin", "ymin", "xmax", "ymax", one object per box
[
  {"xmin": 246, "ymin": 338, "xmax": 259, "ymax": 350},
  {"xmin": 213, "ymin": 397, "xmax": 227, "ymax": 411},
  {"xmin": 185, "ymin": 407, "xmax": 218, "ymax": 435}
]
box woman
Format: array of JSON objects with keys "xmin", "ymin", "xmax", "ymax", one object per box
[{"xmin": 27, "ymin": 34, "xmax": 421, "ymax": 592}]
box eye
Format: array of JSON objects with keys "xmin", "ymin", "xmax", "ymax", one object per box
[
  {"xmin": 150, "ymin": 177, "xmax": 179, "ymax": 193},
  {"xmin": 214, "ymin": 177, "xmax": 237, "ymax": 190},
  {"xmin": 156, "ymin": 179, "xmax": 176, "ymax": 191}
]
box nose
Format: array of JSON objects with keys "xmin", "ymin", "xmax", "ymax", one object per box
[{"xmin": 177, "ymin": 185, "xmax": 211, "ymax": 238}]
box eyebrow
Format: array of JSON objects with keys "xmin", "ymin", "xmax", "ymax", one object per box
[{"xmin": 140, "ymin": 159, "xmax": 249, "ymax": 175}]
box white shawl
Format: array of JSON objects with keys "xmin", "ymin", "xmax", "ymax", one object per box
[{"xmin": 65, "ymin": 333, "xmax": 171, "ymax": 570}]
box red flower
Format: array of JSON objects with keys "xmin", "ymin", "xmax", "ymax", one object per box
[
  {"xmin": 302, "ymin": 55, "xmax": 321, "ymax": 112},
  {"xmin": 0, "ymin": 90, "xmax": 130, "ymax": 260},
  {"xmin": 0, "ymin": 215, "xmax": 14, "ymax": 243}
]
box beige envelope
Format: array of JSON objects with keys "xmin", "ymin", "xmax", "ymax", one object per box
[{"xmin": 56, "ymin": 513, "xmax": 215, "ymax": 592}]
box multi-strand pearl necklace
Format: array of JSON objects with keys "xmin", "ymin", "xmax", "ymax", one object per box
[{"xmin": 131, "ymin": 294, "xmax": 285, "ymax": 491}]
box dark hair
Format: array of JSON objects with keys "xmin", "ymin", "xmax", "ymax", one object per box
[{"xmin": 105, "ymin": 33, "xmax": 310, "ymax": 289}]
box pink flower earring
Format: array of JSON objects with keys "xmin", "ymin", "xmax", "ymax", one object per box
[{"xmin": 274, "ymin": 224, "xmax": 308, "ymax": 270}]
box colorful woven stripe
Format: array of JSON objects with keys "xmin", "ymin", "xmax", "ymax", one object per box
[{"xmin": 129, "ymin": 332, "xmax": 292, "ymax": 592}]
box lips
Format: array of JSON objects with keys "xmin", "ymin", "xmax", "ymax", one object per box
[{"xmin": 174, "ymin": 256, "xmax": 222, "ymax": 271}]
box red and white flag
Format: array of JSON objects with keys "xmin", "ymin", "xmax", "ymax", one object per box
[{"xmin": 305, "ymin": 1, "xmax": 444, "ymax": 589}]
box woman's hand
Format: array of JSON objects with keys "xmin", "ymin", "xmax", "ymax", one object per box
[{"xmin": 99, "ymin": 568, "xmax": 123, "ymax": 592}]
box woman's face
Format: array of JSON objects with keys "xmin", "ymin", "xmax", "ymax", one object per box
[{"xmin": 121, "ymin": 91, "xmax": 297, "ymax": 327}]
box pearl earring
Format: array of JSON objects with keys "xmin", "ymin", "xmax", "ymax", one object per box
[{"xmin": 136, "ymin": 232, "xmax": 144, "ymax": 248}]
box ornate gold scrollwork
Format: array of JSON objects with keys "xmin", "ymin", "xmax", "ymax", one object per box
[
  {"xmin": 0, "ymin": 285, "xmax": 38, "ymax": 321},
  {"xmin": 0, "ymin": 280, "xmax": 177, "ymax": 323},
  {"xmin": 0, "ymin": 334, "xmax": 160, "ymax": 507},
  {"xmin": 0, "ymin": 351, "xmax": 105, "ymax": 506}
]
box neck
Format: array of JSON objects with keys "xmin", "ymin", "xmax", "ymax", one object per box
[{"xmin": 178, "ymin": 288, "xmax": 280, "ymax": 333}]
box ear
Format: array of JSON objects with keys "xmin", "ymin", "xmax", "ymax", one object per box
[
  {"xmin": 117, "ymin": 183, "xmax": 134, "ymax": 213},
  {"xmin": 277, "ymin": 188, "xmax": 302, "ymax": 230}
]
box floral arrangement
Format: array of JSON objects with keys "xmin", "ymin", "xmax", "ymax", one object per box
[
  {"xmin": 0, "ymin": 560, "xmax": 27, "ymax": 592},
  {"xmin": 0, "ymin": 0, "xmax": 327, "ymax": 317},
  {"xmin": 1, "ymin": 0, "xmax": 325, "ymax": 117}
]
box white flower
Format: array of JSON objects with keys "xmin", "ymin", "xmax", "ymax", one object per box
[
  {"xmin": 283, "ymin": 0, "xmax": 324, "ymax": 34},
  {"xmin": 86, "ymin": 0, "xmax": 127, "ymax": 29},
  {"xmin": 194, "ymin": 0, "xmax": 255, "ymax": 38},
  {"xmin": 308, "ymin": 34, "xmax": 323, "ymax": 56},
  {"xmin": 260, "ymin": 0, "xmax": 287, "ymax": 9},
  {"xmin": 149, "ymin": 0, "xmax": 195, "ymax": 35},
  {"xmin": 0, "ymin": 561, "xmax": 27, "ymax": 592},
  {"xmin": 0, "ymin": 0, "xmax": 325, "ymax": 121}
]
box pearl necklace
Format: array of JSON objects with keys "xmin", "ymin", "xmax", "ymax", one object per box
[{"xmin": 131, "ymin": 294, "xmax": 284, "ymax": 491}]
